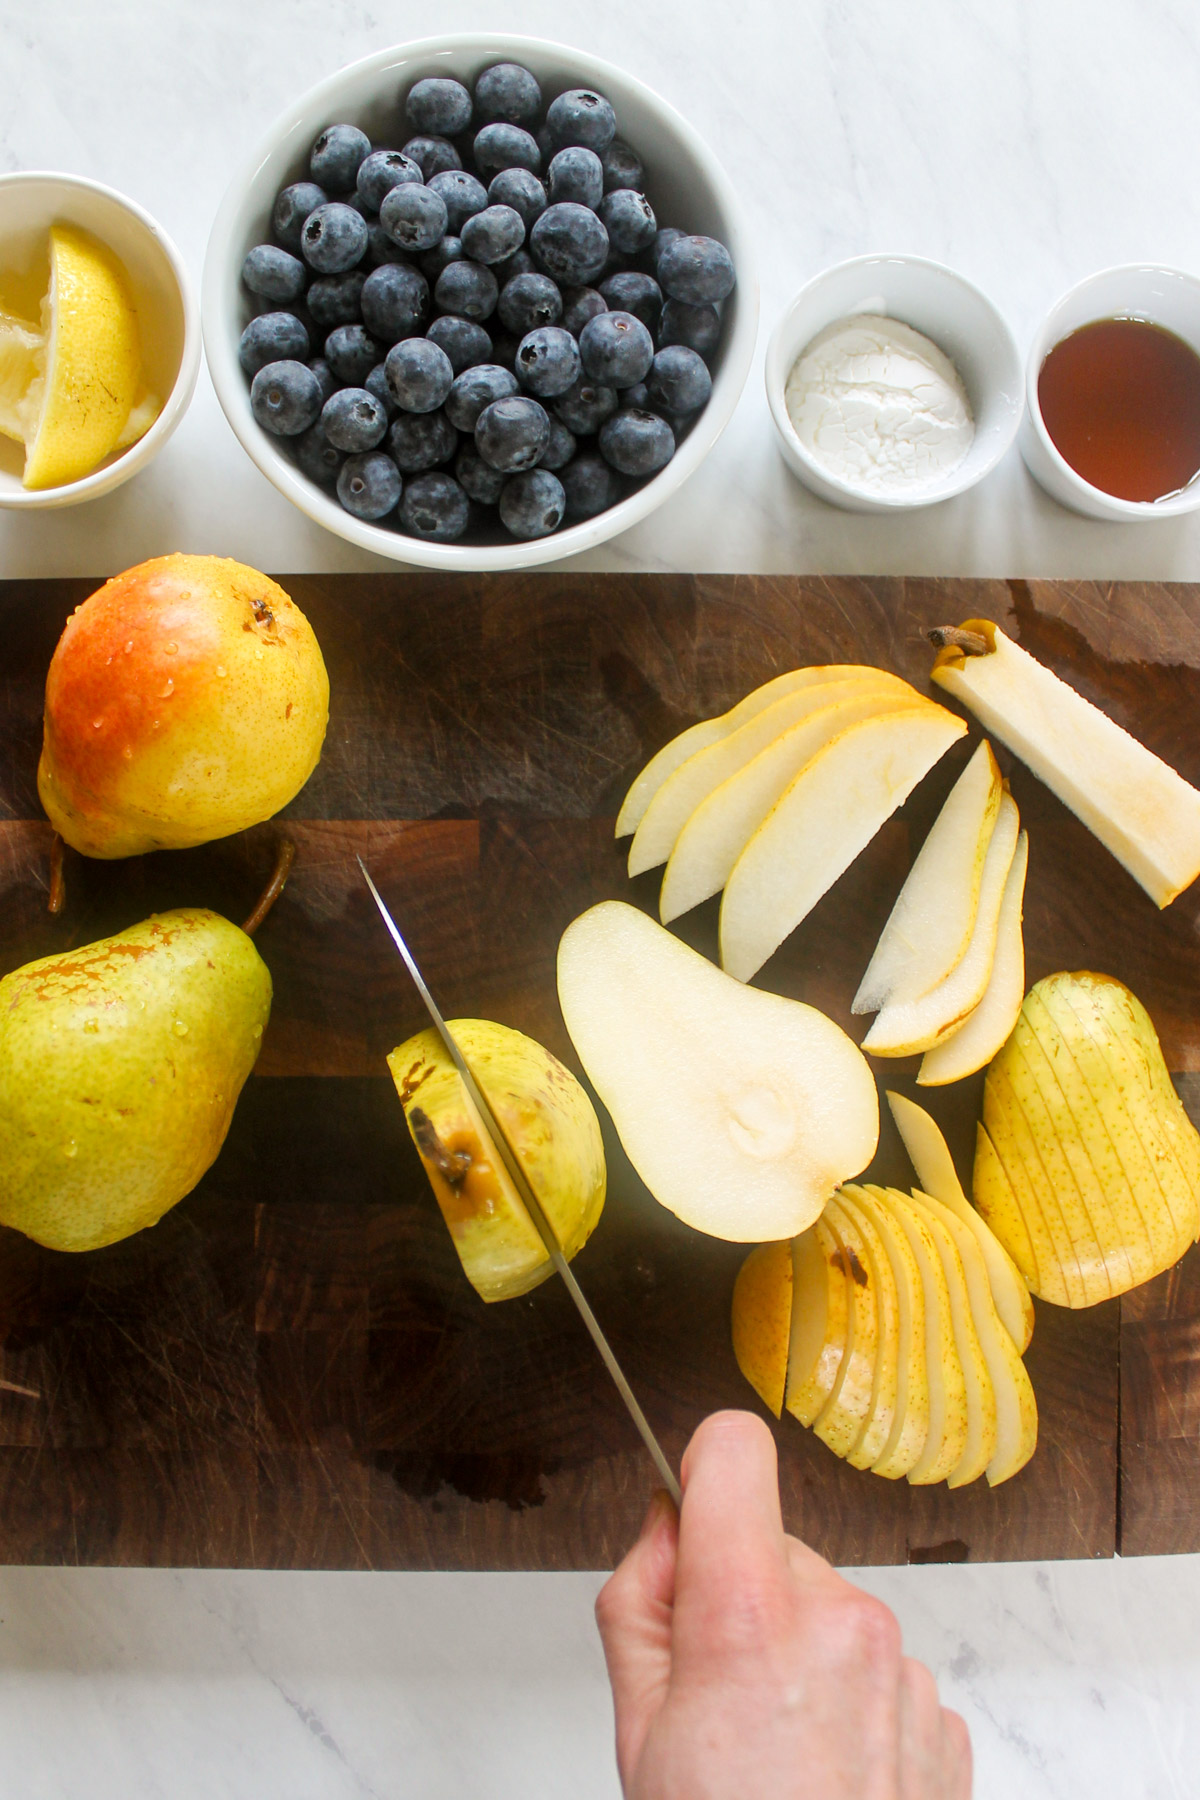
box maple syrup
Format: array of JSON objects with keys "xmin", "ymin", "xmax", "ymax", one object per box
[{"xmin": 1037, "ymin": 317, "xmax": 1200, "ymax": 503}]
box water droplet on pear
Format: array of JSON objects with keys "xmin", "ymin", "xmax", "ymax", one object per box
[
  {"xmin": 62, "ymin": 1140, "xmax": 78, "ymax": 1159},
  {"xmin": 172, "ymin": 1019, "xmax": 188, "ymax": 1037}
]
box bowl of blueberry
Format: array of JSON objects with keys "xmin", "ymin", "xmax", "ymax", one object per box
[{"xmin": 203, "ymin": 34, "xmax": 756, "ymax": 568}]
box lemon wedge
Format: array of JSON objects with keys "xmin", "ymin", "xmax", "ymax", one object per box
[{"xmin": 0, "ymin": 306, "xmax": 43, "ymax": 444}]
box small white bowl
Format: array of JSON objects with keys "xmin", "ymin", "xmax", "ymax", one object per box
[
  {"xmin": 1019, "ymin": 264, "xmax": 1200, "ymax": 521},
  {"xmin": 203, "ymin": 33, "xmax": 758, "ymax": 571},
  {"xmin": 765, "ymin": 253, "xmax": 1022, "ymax": 513},
  {"xmin": 0, "ymin": 171, "xmax": 198, "ymax": 510}
]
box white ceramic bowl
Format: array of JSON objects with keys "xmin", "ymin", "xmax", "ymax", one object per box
[
  {"xmin": 0, "ymin": 171, "xmax": 198, "ymax": 510},
  {"xmin": 1019, "ymin": 264, "xmax": 1200, "ymax": 521},
  {"xmin": 203, "ymin": 33, "xmax": 758, "ymax": 570},
  {"xmin": 765, "ymin": 253, "xmax": 1022, "ymax": 513}
]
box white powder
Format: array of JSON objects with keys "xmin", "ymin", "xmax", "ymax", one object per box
[{"xmin": 785, "ymin": 314, "xmax": 975, "ymax": 496}]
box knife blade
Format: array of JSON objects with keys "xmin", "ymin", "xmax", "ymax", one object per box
[{"xmin": 359, "ymin": 858, "xmax": 681, "ymax": 1508}]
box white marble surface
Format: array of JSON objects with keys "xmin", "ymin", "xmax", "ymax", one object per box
[{"xmin": 3, "ymin": 1, "xmax": 1200, "ymax": 1795}]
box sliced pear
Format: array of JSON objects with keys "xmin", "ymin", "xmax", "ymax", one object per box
[
  {"xmin": 812, "ymin": 1203, "xmax": 878, "ymax": 1460},
  {"xmin": 719, "ymin": 705, "xmax": 968, "ymax": 984},
  {"xmin": 906, "ymin": 1188, "xmax": 1037, "ymax": 1486},
  {"xmin": 841, "ymin": 1183, "xmax": 931, "ymax": 1479},
  {"xmin": 861, "ymin": 794, "xmax": 1019, "ymax": 1057},
  {"xmin": 973, "ymin": 1119, "xmax": 1042, "ymax": 1295},
  {"xmin": 556, "ymin": 901, "xmax": 879, "ymax": 1242},
  {"xmin": 731, "ymin": 1239, "xmax": 793, "ymax": 1417},
  {"xmin": 981, "ymin": 1056, "xmax": 1094, "ymax": 1307},
  {"xmin": 918, "ymin": 831, "xmax": 1029, "ymax": 1086},
  {"xmin": 786, "ymin": 1216, "xmax": 851, "ymax": 1425},
  {"xmin": 931, "ymin": 619, "xmax": 1200, "ymax": 908},
  {"xmin": 855, "ymin": 739, "xmax": 1002, "ymax": 1015},
  {"xmin": 886, "ymin": 1090, "xmax": 1034, "ymax": 1352},
  {"xmin": 830, "ymin": 1190, "xmax": 901, "ymax": 1471}
]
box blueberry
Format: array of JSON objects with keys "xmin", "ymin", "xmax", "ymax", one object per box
[
  {"xmin": 530, "ymin": 203, "xmax": 609, "ymax": 286},
  {"xmin": 399, "ymin": 471, "xmax": 470, "ymax": 541},
  {"xmin": 455, "ymin": 443, "xmax": 507, "ymax": 503},
  {"xmin": 337, "ymin": 450, "xmax": 402, "ymax": 520},
  {"xmin": 361, "ymin": 262, "xmax": 430, "ymax": 343},
  {"xmin": 380, "ymin": 182, "xmax": 449, "ymax": 252},
  {"xmin": 322, "ymin": 386, "xmax": 389, "ymax": 452},
  {"xmin": 293, "ymin": 420, "xmax": 346, "ymax": 486},
  {"xmin": 310, "ymin": 123, "xmax": 371, "ymax": 193},
  {"xmin": 647, "ymin": 344, "xmax": 712, "ymax": 415},
  {"xmin": 366, "ymin": 225, "xmax": 410, "ymax": 268},
  {"xmin": 620, "ymin": 380, "xmax": 650, "ymax": 410},
  {"xmin": 488, "ymin": 168, "xmax": 546, "ymax": 229},
  {"xmin": 515, "ymin": 326, "xmax": 582, "ymax": 398},
  {"xmin": 419, "ymin": 235, "xmax": 465, "ymax": 281},
  {"xmin": 250, "ymin": 359, "xmax": 323, "ymax": 436},
  {"xmin": 560, "ymin": 285, "xmax": 607, "ymax": 338},
  {"xmin": 602, "ymin": 139, "xmax": 643, "ymax": 194},
  {"xmin": 536, "ymin": 121, "xmax": 556, "ymax": 164},
  {"xmin": 273, "ymin": 181, "xmax": 327, "ymax": 252},
  {"xmin": 598, "ymin": 189, "xmax": 657, "ymax": 255},
  {"xmin": 405, "ymin": 78, "xmax": 473, "ymax": 138},
  {"xmin": 599, "ymin": 271, "xmax": 662, "ymax": 334},
  {"xmin": 325, "ymin": 323, "xmax": 381, "ymax": 386},
  {"xmin": 365, "ymin": 361, "xmax": 399, "ymax": 417},
  {"xmin": 472, "ymin": 122, "xmax": 541, "ymax": 183},
  {"xmin": 427, "ymin": 314, "xmax": 492, "ymax": 373},
  {"xmin": 445, "ymin": 363, "xmax": 519, "ymax": 432},
  {"xmin": 354, "ymin": 149, "xmax": 420, "ymax": 213},
  {"xmin": 428, "ymin": 169, "xmax": 490, "ymax": 233},
  {"xmin": 388, "ymin": 407, "xmax": 458, "ymax": 473},
  {"xmin": 384, "ymin": 338, "xmax": 454, "ymax": 414},
  {"xmin": 239, "ymin": 311, "xmax": 309, "ymax": 376},
  {"xmin": 434, "ymin": 259, "xmax": 499, "ymax": 322},
  {"xmin": 342, "ymin": 193, "xmax": 374, "ymax": 221},
  {"xmin": 599, "ymin": 408, "xmax": 675, "ymax": 475},
  {"xmin": 579, "ymin": 310, "xmax": 654, "ymax": 389},
  {"xmin": 402, "ymin": 135, "xmax": 462, "ymax": 179},
  {"xmin": 540, "ymin": 415, "xmax": 577, "ymax": 470},
  {"xmin": 461, "ymin": 204, "xmax": 525, "ymax": 266},
  {"xmin": 545, "ymin": 88, "xmax": 617, "ymax": 153},
  {"xmin": 552, "ymin": 376, "xmax": 619, "ymax": 435},
  {"xmin": 475, "ymin": 395, "xmax": 551, "ymax": 471},
  {"xmin": 301, "ymin": 202, "xmax": 368, "ymax": 274},
  {"xmin": 307, "ymin": 269, "xmax": 366, "ymax": 330},
  {"xmin": 474, "ymin": 62, "xmax": 542, "ymax": 126},
  {"xmin": 498, "ymin": 271, "xmax": 562, "ymax": 335},
  {"xmin": 658, "ymin": 234, "xmax": 736, "ymax": 305},
  {"xmin": 309, "ymin": 357, "xmax": 338, "ymax": 405},
  {"xmin": 547, "ymin": 146, "xmax": 603, "ymax": 210},
  {"xmin": 561, "ymin": 451, "xmax": 623, "ymax": 519},
  {"xmin": 493, "ymin": 248, "xmax": 535, "ymax": 286},
  {"xmin": 658, "ymin": 297, "xmax": 721, "ymax": 359},
  {"xmin": 500, "ymin": 468, "xmax": 566, "ymax": 539},
  {"xmin": 242, "ymin": 244, "xmax": 307, "ymax": 304},
  {"xmin": 652, "ymin": 227, "xmax": 685, "ymax": 272}
]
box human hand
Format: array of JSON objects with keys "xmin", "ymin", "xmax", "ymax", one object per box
[{"xmin": 596, "ymin": 1410, "xmax": 971, "ymax": 1798}]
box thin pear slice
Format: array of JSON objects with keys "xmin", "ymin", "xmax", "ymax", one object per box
[
  {"xmin": 786, "ymin": 1216, "xmax": 851, "ymax": 1426},
  {"xmin": 982, "ymin": 1057, "xmax": 1093, "ymax": 1307},
  {"xmin": 732, "ymin": 1239, "xmax": 793, "ymax": 1417},
  {"xmin": 889, "ymin": 1188, "xmax": 997, "ymax": 1488},
  {"xmin": 812, "ymin": 1204, "xmax": 878, "ymax": 1460},
  {"xmin": 616, "ymin": 665, "xmax": 922, "ymax": 838},
  {"xmin": 720, "ymin": 705, "xmax": 967, "ymax": 983},
  {"xmin": 556, "ymin": 902, "xmax": 879, "ymax": 1242},
  {"xmin": 855, "ymin": 740, "xmax": 1003, "ymax": 1015},
  {"xmin": 931, "ymin": 620, "xmax": 1200, "ymax": 908},
  {"xmin": 886, "ymin": 1090, "xmax": 1034, "ymax": 1352},
  {"xmin": 830, "ymin": 1191, "xmax": 901, "ymax": 1472},
  {"xmin": 861, "ymin": 794, "xmax": 1020, "ymax": 1057},
  {"xmin": 906, "ymin": 1188, "xmax": 1038, "ymax": 1486},
  {"xmin": 974, "ymin": 1120, "xmax": 1042, "ymax": 1295},
  {"xmin": 841, "ymin": 1184, "xmax": 930, "ymax": 1479},
  {"xmin": 918, "ymin": 831, "xmax": 1029, "ymax": 1086}
]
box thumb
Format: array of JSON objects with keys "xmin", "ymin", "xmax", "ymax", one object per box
[{"xmin": 595, "ymin": 1489, "xmax": 679, "ymax": 1785}]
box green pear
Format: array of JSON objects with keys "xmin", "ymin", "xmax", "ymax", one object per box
[{"xmin": 0, "ymin": 908, "xmax": 271, "ymax": 1251}]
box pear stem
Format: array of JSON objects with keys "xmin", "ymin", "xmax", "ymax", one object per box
[
  {"xmin": 47, "ymin": 833, "xmax": 65, "ymax": 915},
  {"xmin": 409, "ymin": 1107, "xmax": 473, "ymax": 1187},
  {"xmin": 927, "ymin": 625, "xmax": 990, "ymax": 656},
  {"xmin": 242, "ymin": 838, "xmax": 296, "ymax": 936}
]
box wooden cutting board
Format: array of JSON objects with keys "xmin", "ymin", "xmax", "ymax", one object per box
[{"xmin": 1, "ymin": 571, "xmax": 1197, "ymax": 1568}]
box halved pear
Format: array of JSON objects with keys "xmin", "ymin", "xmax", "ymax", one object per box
[
  {"xmin": 812, "ymin": 1203, "xmax": 878, "ymax": 1460},
  {"xmin": 830, "ymin": 1190, "xmax": 901, "ymax": 1471},
  {"xmin": 905, "ymin": 1188, "xmax": 1038, "ymax": 1486},
  {"xmin": 731, "ymin": 1238, "xmax": 793, "ymax": 1417},
  {"xmin": 841, "ymin": 1183, "xmax": 930, "ymax": 1479},
  {"xmin": 931, "ymin": 620, "xmax": 1200, "ymax": 908},
  {"xmin": 556, "ymin": 902, "xmax": 879, "ymax": 1242},
  {"xmin": 786, "ymin": 1216, "xmax": 851, "ymax": 1425},
  {"xmin": 918, "ymin": 831, "xmax": 1029, "ymax": 1086},
  {"xmin": 855, "ymin": 739, "xmax": 1003, "ymax": 1015},
  {"xmin": 719, "ymin": 705, "xmax": 968, "ymax": 984},
  {"xmin": 886, "ymin": 1090, "xmax": 1034, "ymax": 1352},
  {"xmin": 861, "ymin": 794, "xmax": 1020, "ymax": 1057}
]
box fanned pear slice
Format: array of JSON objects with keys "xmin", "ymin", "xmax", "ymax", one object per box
[
  {"xmin": 731, "ymin": 1239, "xmax": 793, "ymax": 1417},
  {"xmin": 842, "ymin": 1184, "xmax": 930, "ymax": 1479},
  {"xmin": 980, "ymin": 1056, "xmax": 1095, "ymax": 1307},
  {"xmin": 786, "ymin": 1216, "xmax": 851, "ymax": 1426},
  {"xmin": 862, "ymin": 794, "xmax": 1019, "ymax": 1057},
  {"xmin": 616, "ymin": 665, "xmax": 921, "ymax": 838},
  {"xmin": 973, "ymin": 1119, "xmax": 1042, "ymax": 1295},
  {"xmin": 831, "ymin": 1191, "xmax": 901, "ymax": 1471},
  {"xmin": 556, "ymin": 902, "xmax": 879, "ymax": 1242},
  {"xmin": 855, "ymin": 740, "xmax": 1002, "ymax": 1015},
  {"xmin": 812, "ymin": 1205, "xmax": 878, "ymax": 1460},
  {"xmin": 931, "ymin": 620, "xmax": 1200, "ymax": 908},
  {"xmin": 918, "ymin": 831, "xmax": 1029, "ymax": 1086},
  {"xmin": 720, "ymin": 705, "xmax": 967, "ymax": 984},
  {"xmin": 906, "ymin": 1189, "xmax": 1037, "ymax": 1486},
  {"xmin": 886, "ymin": 1090, "xmax": 1034, "ymax": 1352}
]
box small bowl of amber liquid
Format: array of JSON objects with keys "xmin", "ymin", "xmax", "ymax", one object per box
[{"xmin": 1020, "ymin": 265, "xmax": 1200, "ymax": 520}]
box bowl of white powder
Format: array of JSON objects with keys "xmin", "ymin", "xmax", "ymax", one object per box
[{"xmin": 765, "ymin": 254, "xmax": 1022, "ymax": 512}]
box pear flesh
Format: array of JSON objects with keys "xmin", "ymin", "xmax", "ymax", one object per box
[
  {"xmin": 0, "ymin": 909, "xmax": 271, "ymax": 1252},
  {"xmin": 731, "ymin": 1238, "xmax": 793, "ymax": 1418},
  {"xmin": 785, "ymin": 1218, "xmax": 851, "ymax": 1427},
  {"xmin": 387, "ymin": 1019, "xmax": 606, "ymax": 1303},
  {"xmin": 557, "ymin": 901, "xmax": 879, "ymax": 1243},
  {"xmin": 917, "ymin": 831, "xmax": 1029, "ymax": 1086}
]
